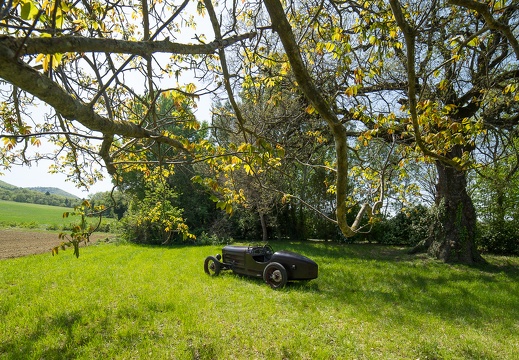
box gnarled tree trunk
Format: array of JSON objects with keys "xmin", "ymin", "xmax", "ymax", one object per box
[{"xmin": 427, "ymin": 148, "xmax": 484, "ymax": 264}]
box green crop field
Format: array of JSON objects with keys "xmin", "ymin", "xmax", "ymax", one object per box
[
  {"xmin": 1, "ymin": 242, "xmax": 518, "ymax": 359},
  {"xmin": 0, "ymin": 200, "xmax": 112, "ymax": 230},
  {"xmin": 0, "ymin": 200, "xmax": 75, "ymax": 228}
]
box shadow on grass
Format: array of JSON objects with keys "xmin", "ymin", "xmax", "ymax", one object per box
[
  {"xmin": 0, "ymin": 311, "xmax": 88, "ymax": 359},
  {"xmin": 110, "ymin": 240, "xmax": 519, "ymax": 331},
  {"xmin": 0, "ymin": 305, "xmax": 183, "ymax": 360},
  {"xmin": 276, "ymin": 241, "xmax": 519, "ymax": 329},
  {"xmin": 285, "ymin": 241, "xmax": 519, "ymax": 272}
]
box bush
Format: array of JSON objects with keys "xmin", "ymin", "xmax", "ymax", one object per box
[
  {"xmin": 118, "ymin": 182, "xmax": 194, "ymax": 245},
  {"xmin": 94, "ymin": 222, "xmax": 112, "ymax": 233},
  {"xmin": 19, "ymin": 221, "xmax": 39, "ymax": 229},
  {"xmin": 477, "ymin": 221, "xmax": 519, "ymax": 255},
  {"xmin": 118, "ymin": 213, "xmax": 190, "ymax": 245},
  {"xmin": 370, "ymin": 205, "xmax": 429, "ymax": 246}
]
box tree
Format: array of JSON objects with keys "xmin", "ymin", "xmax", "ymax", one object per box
[
  {"xmin": 0, "ymin": 0, "xmax": 253, "ymax": 243},
  {"xmin": 114, "ymin": 93, "xmax": 212, "ymax": 241},
  {"xmin": 254, "ymin": 0, "xmax": 518, "ymax": 263},
  {"xmin": 473, "ymin": 131, "xmax": 519, "ymax": 225},
  {"xmin": 471, "ymin": 130, "xmax": 519, "ymax": 255},
  {"xmin": 208, "ymin": 78, "xmax": 338, "ymax": 241},
  {"xmin": 384, "ymin": 0, "xmax": 519, "ymax": 262},
  {"xmin": 88, "ymin": 190, "xmax": 129, "ymax": 220}
]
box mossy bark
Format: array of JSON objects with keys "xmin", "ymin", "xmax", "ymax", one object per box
[{"xmin": 428, "ymin": 150, "xmax": 484, "ymax": 264}]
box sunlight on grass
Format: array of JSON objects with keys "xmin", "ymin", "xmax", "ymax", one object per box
[
  {"xmin": 0, "ymin": 200, "xmax": 113, "ymax": 230},
  {"xmin": 0, "ymin": 242, "xmax": 518, "ymax": 359}
]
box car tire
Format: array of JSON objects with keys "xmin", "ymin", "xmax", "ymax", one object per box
[
  {"xmin": 263, "ymin": 262, "xmax": 288, "ymax": 289},
  {"xmin": 204, "ymin": 256, "xmax": 221, "ymax": 276}
]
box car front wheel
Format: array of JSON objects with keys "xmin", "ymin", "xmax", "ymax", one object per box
[
  {"xmin": 204, "ymin": 256, "xmax": 221, "ymax": 276},
  {"xmin": 263, "ymin": 262, "xmax": 287, "ymax": 289}
]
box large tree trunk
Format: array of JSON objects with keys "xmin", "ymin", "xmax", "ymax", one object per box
[{"xmin": 428, "ymin": 153, "xmax": 485, "ymax": 264}]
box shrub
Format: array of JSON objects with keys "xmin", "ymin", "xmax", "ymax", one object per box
[
  {"xmin": 95, "ymin": 222, "xmax": 112, "ymax": 233},
  {"xmin": 20, "ymin": 221, "xmax": 39, "ymax": 229},
  {"xmin": 119, "ymin": 182, "xmax": 194, "ymax": 245},
  {"xmin": 477, "ymin": 221, "xmax": 519, "ymax": 255},
  {"xmin": 370, "ymin": 205, "xmax": 429, "ymax": 246},
  {"xmin": 46, "ymin": 224, "xmax": 61, "ymax": 231}
]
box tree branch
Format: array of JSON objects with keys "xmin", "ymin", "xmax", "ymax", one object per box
[
  {"xmin": 203, "ymin": 0, "xmax": 252, "ymax": 142},
  {"xmin": 389, "ymin": 0, "xmax": 463, "ymax": 170},
  {"xmin": 0, "ymin": 42, "xmax": 187, "ymax": 151},
  {"xmin": 448, "ymin": 0, "xmax": 519, "ymax": 59},
  {"xmin": 0, "ymin": 32, "xmax": 257, "ymax": 57},
  {"xmin": 262, "ymin": 0, "xmax": 385, "ymax": 237}
]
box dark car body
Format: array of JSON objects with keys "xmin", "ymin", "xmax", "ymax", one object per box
[{"xmin": 204, "ymin": 244, "xmax": 318, "ymax": 289}]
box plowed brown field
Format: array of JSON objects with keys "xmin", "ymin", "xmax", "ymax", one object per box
[{"xmin": 0, "ymin": 230, "xmax": 111, "ymax": 259}]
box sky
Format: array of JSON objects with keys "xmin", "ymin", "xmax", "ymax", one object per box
[{"xmin": 0, "ymin": 162, "xmax": 114, "ymax": 198}]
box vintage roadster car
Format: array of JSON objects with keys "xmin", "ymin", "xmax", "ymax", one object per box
[{"xmin": 204, "ymin": 244, "xmax": 318, "ymax": 289}]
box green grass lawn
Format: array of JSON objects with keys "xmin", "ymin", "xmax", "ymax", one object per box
[
  {"xmin": 0, "ymin": 200, "xmax": 112, "ymax": 230},
  {"xmin": 1, "ymin": 242, "xmax": 518, "ymax": 359}
]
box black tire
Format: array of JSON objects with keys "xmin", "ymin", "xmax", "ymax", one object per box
[
  {"xmin": 263, "ymin": 262, "xmax": 288, "ymax": 289},
  {"xmin": 204, "ymin": 256, "xmax": 221, "ymax": 276}
]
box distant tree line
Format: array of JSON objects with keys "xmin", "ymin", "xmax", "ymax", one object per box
[{"xmin": 0, "ymin": 186, "xmax": 81, "ymax": 208}]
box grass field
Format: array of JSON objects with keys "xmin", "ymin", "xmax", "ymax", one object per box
[
  {"xmin": 0, "ymin": 242, "xmax": 518, "ymax": 359},
  {"xmin": 0, "ymin": 200, "xmax": 111, "ymax": 230}
]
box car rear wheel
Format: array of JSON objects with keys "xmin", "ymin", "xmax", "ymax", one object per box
[
  {"xmin": 263, "ymin": 262, "xmax": 287, "ymax": 289},
  {"xmin": 204, "ymin": 256, "xmax": 221, "ymax": 276}
]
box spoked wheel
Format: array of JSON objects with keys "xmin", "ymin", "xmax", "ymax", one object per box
[
  {"xmin": 204, "ymin": 256, "xmax": 221, "ymax": 276},
  {"xmin": 263, "ymin": 262, "xmax": 287, "ymax": 289}
]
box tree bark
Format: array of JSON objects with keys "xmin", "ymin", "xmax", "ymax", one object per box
[
  {"xmin": 259, "ymin": 212, "xmax": 268, "ymax": 242},
  {"xmin": 1, "ymin": 33, "xmax": 257, "ymax": 57},
  {"xmin": 429, "ymin": 147, "xmax": 485, "ymax": 264}
]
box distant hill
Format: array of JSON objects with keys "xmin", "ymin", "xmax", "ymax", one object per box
[
  {"xmin": 0, "ymin": 180, "xmax": 17, "ymax": 190},
  {"xmin": 0, "ymin": 180, "xmax": 81, "ymax": 207},
  {"xmin": 27, "ymin": 187, "xmax": 79, "ymax": 199}
]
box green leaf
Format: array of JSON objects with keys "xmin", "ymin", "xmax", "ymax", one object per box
[
  {"xmin": 225, "ymin": 203, "xmax": 233, "ymax": 215},
  {"xmin": 20, "ymin": 1, "xmax": 39, "ymax": 21}
]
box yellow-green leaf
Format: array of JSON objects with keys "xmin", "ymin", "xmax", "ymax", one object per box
[
  {"xmin": 467, "ymin": 37, "xmax": 480, "ymax": 47},
  {"xmin": 244, "ymin": 163, "xmax": 253, "ymax": 175},
  {"xmin": 21, "ymin": 1, "xmax": 39, "ymax": 20}
]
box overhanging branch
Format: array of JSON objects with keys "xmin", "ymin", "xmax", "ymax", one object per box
[
  {"xmin": 0, "ymin": 32, "xmax": 257, "ymax": 56},
  {"xmin": 0, "ymin": 42, "xmax": 187, "ymax": 151}
]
